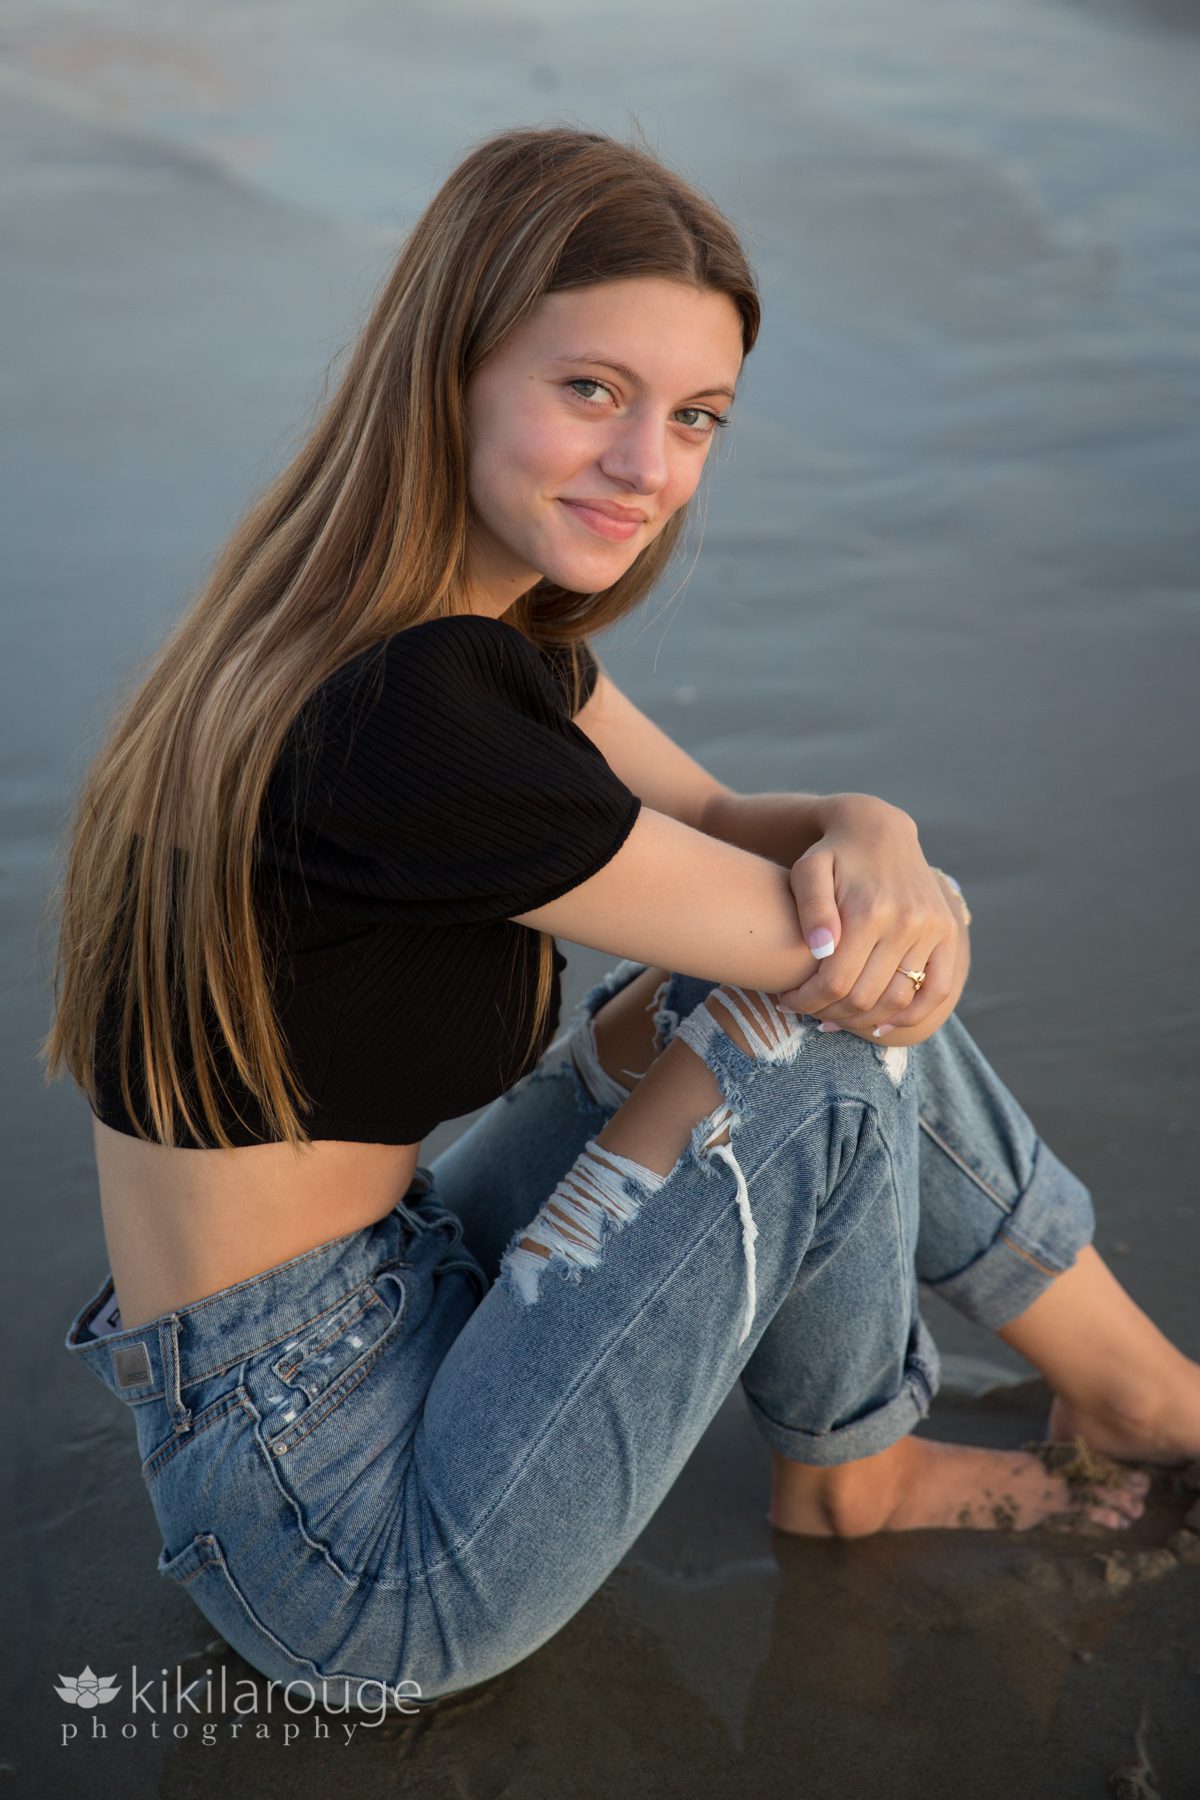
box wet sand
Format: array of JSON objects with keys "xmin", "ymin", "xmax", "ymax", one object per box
[{"xmin": 2, "ymin": 1, "xmax": 1199, "ymax": 1793}]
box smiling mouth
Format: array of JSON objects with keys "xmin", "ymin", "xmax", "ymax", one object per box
[{"xmin": 559, "ymin": 499, "xmax": 644, "ymax": 542}]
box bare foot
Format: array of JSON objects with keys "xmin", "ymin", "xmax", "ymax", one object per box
[{"xmin": 768, "ymin": 1435, "xmax": 1151, "ymax": 1538}]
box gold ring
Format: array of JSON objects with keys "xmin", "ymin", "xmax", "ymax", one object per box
[{"xmin": 898, "ymin": 967, "xmax": 926, "ymax": 992}]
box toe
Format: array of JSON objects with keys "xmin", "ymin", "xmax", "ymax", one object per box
[
  {"xmin": 1111, "ymin": 1480, "xmax": 1148, "ymax": 1519},
  {"xmin": 1086, "ymin": 1505, "xmax": 1132, "ymax": 1530}
]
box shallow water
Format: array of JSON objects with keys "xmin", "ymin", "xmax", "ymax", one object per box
[{"xmin": 2, "ymin": 1, "xmax": 1198, "ymax": 1793}]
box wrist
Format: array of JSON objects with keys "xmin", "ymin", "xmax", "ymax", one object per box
[
  {"xmin": 822, "ymin": 791, "xmax": 920, "ymax": 847},
  {"xmin": 700, "ymin": 788, "xmax": 829, "ymax": 864}
]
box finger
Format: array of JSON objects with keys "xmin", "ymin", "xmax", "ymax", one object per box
[
  {"xmin": 816, "ymin": 940, "xmax": 928, "ymax": 1037},
  {"xmin": 870, "ymin": 944, "xmax": 932, "ymax": 1035},
  {"xmin": 776, "ymin": 915, "xmax": 878, "ymax": 1018},
  {"xmin": 812, "ymin": 936, "xmax": 922, "ymax": 1033},
  {"xmin": 871, "ymin": 938, "xmax": 957, "ymax": 1034},
  {"xmin": 787, "ymin": 852, "xmax": 842, "ymax": 966}
]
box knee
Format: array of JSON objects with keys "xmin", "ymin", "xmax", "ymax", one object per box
[
  {"xmin": 705, "ymin": 986, "xmax": 912, "ymax": 1097},
  {"xmin": 587, "ymin": 984, "xmax": 816, "ymax": 1184},
  {"xmin": 578, "ymin": 964, "xmax": 674, "ymax": 1107},
  {"xmin": 673, "ymin": 984, "xmax": 812, "ymax": 1078}
]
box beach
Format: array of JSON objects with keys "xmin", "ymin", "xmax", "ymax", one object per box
[{"xmin": 2, "ymin": 0, "xmax": 1199, "ymax": 1791}]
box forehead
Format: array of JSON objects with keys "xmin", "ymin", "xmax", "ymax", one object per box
[{"xmin": 518, "ymin": 277, "xmax": 744, "ymax": 377}]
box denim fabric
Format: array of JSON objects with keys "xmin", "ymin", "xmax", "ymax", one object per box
[{"xmin": 63, "ymin": 960, "xmax": 1094, "ymax": 1709}]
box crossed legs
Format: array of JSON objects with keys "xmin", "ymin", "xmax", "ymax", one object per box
[{"xmin": 576, "ymin": 966, "xmax": 1197, "ymax": 1536}]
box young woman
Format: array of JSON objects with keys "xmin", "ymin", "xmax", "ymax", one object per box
[{"xmin": 44, "ymin": 125, "xmax": 1197, "ymax": 1712}]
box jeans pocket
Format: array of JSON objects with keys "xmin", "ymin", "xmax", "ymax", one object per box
[
  {"xmin": 157, "ymin": 1530, "xmax": 329, "ymax": 1688},
  {"xmin": 252, "ymin": 1263, "xmax": 410, "ymax": 1458},
  {"xmin": 158, "ymin": 1530, "xmax": 426, "ymax": 1713},
  {"xmin": 243, "ymin": 1261, "xmax": 427, "ymax": 1580},
  {"xmin": 140, "ymin": 1388, "xmax": 249, "ymax": 1487}
]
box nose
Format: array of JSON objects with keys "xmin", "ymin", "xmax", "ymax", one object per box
[{"xmin": 597, "ymin": 407, "xmax": 671, "ymax": 499}]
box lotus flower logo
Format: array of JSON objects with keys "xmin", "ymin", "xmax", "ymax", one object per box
[{"xmin": 55, "ymin": 1666, "xmax": 121, "ymax": 1707}]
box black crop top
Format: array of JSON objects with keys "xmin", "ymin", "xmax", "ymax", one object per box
[{"xmin": 91, "ymin": 615, "xmax": 642, "ymax": 1147}]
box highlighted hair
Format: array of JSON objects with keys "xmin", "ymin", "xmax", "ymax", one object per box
[{"xmin": 40, "ymin": 122, "xmax": 760, "ymax": 1149}]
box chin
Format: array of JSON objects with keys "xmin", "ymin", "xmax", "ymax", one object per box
[
  {"xmin": 546, "ymin": 564, "xmax": 631, "ymax": 600},
  {"xmin": 546, "ymin": 542, "xmax": 642, "ymax": 591}
]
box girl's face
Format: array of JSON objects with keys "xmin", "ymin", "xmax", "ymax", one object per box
[{"xmin": 462, "ymin": 276, "xmax": 744, "ymax": 615}]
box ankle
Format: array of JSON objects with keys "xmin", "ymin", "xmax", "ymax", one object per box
[
  {"xmin": 770, "ymin": 1440, "xmax": 913, "ymax": 1539},
  {"xmin": 1070, "ymin": 1339, "xmax": 1193, "ymax": 1425},
  {"xmin": 999, "ymin": 1245, "xmax": 1192, "ymax": 1433},
  {"xmin": 1050, "ymin": 1361, "xmax": 1195, "ymax": 1461}
]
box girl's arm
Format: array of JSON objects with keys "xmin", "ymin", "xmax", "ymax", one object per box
[
  {"xmin": 512, "ymin": 804, "xmax": 816, "ymax": 993},
  {"xmin": 569, "ymin": 669, "xmax": 968, "ymax": 1040},
  {"xmin": 511, "ymin": 804, "xmax": 963, "ymax": 1047}
]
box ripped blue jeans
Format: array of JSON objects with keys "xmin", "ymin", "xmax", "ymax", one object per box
[{"xmin": 63, "ymin": 961, "xmax": 1094, "ymax": 1711}]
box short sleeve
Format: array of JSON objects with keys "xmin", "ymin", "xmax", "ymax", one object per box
[{"xmin": 275, "ymin": 615, "xmax": 640, "ymax": 924}]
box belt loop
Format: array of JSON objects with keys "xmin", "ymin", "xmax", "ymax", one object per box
[
  {"xmin": 394, "ymin": 1199, "xmax": 425, "ymax": 1236},
  {"xmin": 158, "ymin": 1313, "xmax": 193, "ymax": 1435}
]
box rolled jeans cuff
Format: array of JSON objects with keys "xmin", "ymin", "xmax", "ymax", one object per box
[
  {"xmin": 742, "ymin": 1314, "xmax": 941, "ymax": 1467},
  {"xmin": 921, "ymin": 1136, "xmax": 1095, "ymax": 1330}
]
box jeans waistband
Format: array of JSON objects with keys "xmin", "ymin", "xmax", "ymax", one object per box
[{"xmin": 63, "ymin": 1170, "xmax": 445, "ymax": 1409}]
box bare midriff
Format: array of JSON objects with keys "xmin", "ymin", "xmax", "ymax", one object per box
[{"xmin": 93, "ymin": 1116, "xmax": 421, "ymax": 1331}]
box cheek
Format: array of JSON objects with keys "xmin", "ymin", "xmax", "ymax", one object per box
[
  {"xmin": 467, "ymin": 418, "xmax": 525, "ymax": 521},
  {"xmin": 525, "ymin": 413, "xmax": 588, "ymax": 483},
  {"xmin": 483, "ymin": 402, "xmax": 577, "ymax": 499},
  {"xmin": 467, "ymin": 384, "xmax": 531, "ymax": 483},
  {"xmin": 664, "ymin": 452, "xmax": 708, "ymax": 514}
]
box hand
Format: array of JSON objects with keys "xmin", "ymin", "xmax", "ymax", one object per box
[
  {"xmin": 774, "ymin": 794, "xmax": 969, "ymax": 1042},
  {"xmin": 851, "ymin": 867, "xmax": 971, "ymax": 1046}
]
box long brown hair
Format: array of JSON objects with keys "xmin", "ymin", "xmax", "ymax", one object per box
[{"xmin": 39, "ymin": 122, "xmax": 761, "ymax": 1150}]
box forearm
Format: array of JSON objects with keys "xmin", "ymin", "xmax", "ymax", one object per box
[
  {"xmin": 698, "ymin": 787, "xmax": 832, "ymax": 866},
  {"xmin": 699, "ymin": 786, "xmax": 926, "ymax": 870}
]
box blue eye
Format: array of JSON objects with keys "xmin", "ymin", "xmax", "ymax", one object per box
[
  {"xmin": 676, "ymin": 406, "xmax": 731, "ymax": 433},
  {"xmin": 565, "ymin": 379, "xmax": 729, "ymax": 434},
  {"xmin": 567, "ymin": 379, "xmax": 609, "ymax": 404}
]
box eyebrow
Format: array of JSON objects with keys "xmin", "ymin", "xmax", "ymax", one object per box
[{"xmin": 550, "ymin": 352, "xmax": 736, "ymax": 403}]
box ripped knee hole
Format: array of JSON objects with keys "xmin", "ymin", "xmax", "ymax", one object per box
[{"xmin": 503, "ymin": 985, "xmax": 813, "ymax": 1346}]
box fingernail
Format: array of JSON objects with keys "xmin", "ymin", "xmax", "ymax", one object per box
[
  {"xmin": 817, "ymin": 1022, "xmax": 841, "ymax": 1033},
  {"xmin": 807, "ymin": 928, "xmax": 836, "ymax": 960},
  {"xmin": 872, "ymin": 1024, "xmax": 894, "ymax": 1038}
]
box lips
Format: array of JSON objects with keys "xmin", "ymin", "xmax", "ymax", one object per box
[{"xmin": 559, "ymin": 499, "xmax": 644, "ymax": 543}]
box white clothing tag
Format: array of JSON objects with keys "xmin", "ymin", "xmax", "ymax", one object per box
[{"xmin": 91, "ymin": 1292, "xmax": 124, "ymax": 1337}]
